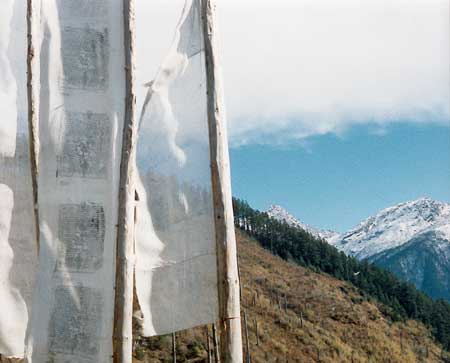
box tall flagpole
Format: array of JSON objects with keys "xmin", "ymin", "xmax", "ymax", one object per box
[
  {"xmin": 113, "ymin": 0, "xmax": 137, "ymax": 362},
  {"xmin": 202, "ymin": 0, "xmax": 244, "ymax": 362},
  {"xmin": 27, "ymin": 0, "xmax": 40, "ymax": 253}
]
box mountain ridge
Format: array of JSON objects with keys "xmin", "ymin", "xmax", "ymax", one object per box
[
  {"xmin": 267, "ymin": 204, "xmax": 340, "ymax": 243},
  {"xmin": 266, "ymin": 197, "xmax": 450, "ymax": 301},
  {"xmin": 334, "ymin": 197, "xmax": 450, "ymax": 259}
]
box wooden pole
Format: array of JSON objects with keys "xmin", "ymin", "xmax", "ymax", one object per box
[
  {"xmin": 213, "ymin": 323, "xmax": 220, "ymax": 363},
  {"xmin": 400, "ymin": 331, "xmax": 403, "ymax": 353},
  {"xmin": 243, "ymin": 311, "xmax": 251, "ymax": 363},
  {"xmin": 27, "ymin": 0, "xmax": 40, "ymax": 252},
  {"xmin": 202, "ymin": 0, "xmax": 243, "ymax": 362},
  {"xmin": 206, "ymin": 326, "xmax": 212, "ymax": 363},
  {"xmin": 237, "ymin": 259, "xmax": 243, "ymax": 305},
  {"xmin": 254, "ymin": 318, "xmax": 259, "ymax": 346},
  {"xmin": 113, "ymin": 1, "xmax": 136, "ymax": 362},
  {"xmin": 172, "ymin": 332, "xmax": 177, "ymax": 363}
]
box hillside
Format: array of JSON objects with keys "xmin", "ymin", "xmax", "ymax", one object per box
[{"xmin": 132, "ymin": 230, "xmax": 449, "ymax": 363}]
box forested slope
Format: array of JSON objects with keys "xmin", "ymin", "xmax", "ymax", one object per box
[
  {"xmin": 133, "ymin": 230, "xmax": 449, "ymax": 362},
  {"xmin": 232, "ymin": 199, "xmax": 450, "ymax": 352}
]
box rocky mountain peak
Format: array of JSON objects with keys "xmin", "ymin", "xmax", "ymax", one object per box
[
  {"xmin": 266, "ymin": 204, "xmax": 340, "ymax": 243},
  {"xmin": 334, "ymin": 198, "xmax": 450, "ymax": 259}
]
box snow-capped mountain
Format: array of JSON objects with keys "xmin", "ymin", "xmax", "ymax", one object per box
[
  {"xmin": 266, "ymin": 205, "xmax": 340, "ymax": 243},
  {"xmin": 266, "ymin": 198, "xmax": 450, "ymax": 300},
  {"xmin": 332, "ymin": 197, "xmax": 450, "ymax": 301},
  {"xmin": 370, "ymin": 226, "xmax": 450, "ymax": 300},
  {"xmin": 332, "ymin": 197, "xmax": 450, "ymax": 259}
]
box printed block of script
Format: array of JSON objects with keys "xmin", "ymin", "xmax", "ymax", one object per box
[
  {"xmin": 48, "ymin": 285, "xmax": 103, "ymax": 361},
  {"xmin": 57, "ymin": 111, "xmax": 111, "ymax": 179},
  {"xmin": 57, "ymin": 0, "xmax": 107, "ymax": 20},
  {"xmin": 61, "ymin": 26, "xmax": 109, "ymax": 91},
  {"xmin": 57, "ymin": 203, "xmax": 105, "ymax": 272}
]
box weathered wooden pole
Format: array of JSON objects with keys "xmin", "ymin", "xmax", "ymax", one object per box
[
  {"xmin": 243, "ymin": 311, "xmax": 251, "ymax": 363},
  {"xmin": 172, "ymin": 332, "xmax": 177, "ymax": 363},
  {"xmin": 27, "ymin": 0, "xmax": 40, "ymax": 252},
  {"xmin": 400, "ymin": 331, "xmax": 404, "ymax": 353},
  {"xmin": 237, "ymin": 260, "xmax": 243, "ymax": 305},
  {"xmin": 202, "ymin": 0, "xmax": 243, "ymax": 362},
  {"xmin": 113, "ymin": 1, "xmax": 137, "ymax": 362},
  {"xmin": 213, "ymin": 324, "xmax": 220, "ymax": 363},
  {"xmin": 254, "ymin": 318, "xmax": 259, "ymax": 346},
  {"xmin": 206, "ymin": 326, "xmax": 212, "ymax": 363}
]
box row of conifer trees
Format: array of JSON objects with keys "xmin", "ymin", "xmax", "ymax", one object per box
[{"xmin": 232, "ymin": 198, "xmax": 450, "ymax": 351}]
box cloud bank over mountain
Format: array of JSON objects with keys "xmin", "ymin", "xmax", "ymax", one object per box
[{"xmin": 137, "ymin": 0, "xmax": 450, "ymax": 146}]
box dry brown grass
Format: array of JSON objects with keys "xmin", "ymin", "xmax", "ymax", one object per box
[{"xmin": 133, "ymin": 231, "xmax": 449, "ymax": 363}]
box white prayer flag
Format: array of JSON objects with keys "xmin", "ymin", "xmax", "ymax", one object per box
[
  {"xmin": 0, "ymin": 0, "xmax": 38, "ymax": 358},
  {"xmin": 26, "ymin": 1, "xmax": 126, "ymax": 361},
  {"xmin": 0, "ymin": 0, "xmax": 17, "ymax": 157},
  {"xmin": 135, "ymin": 0, "xmax": 219, "ymax": 336},
  {"xmin": 1, "ymin": 0, "xmax": 239, "ymax": 360}
]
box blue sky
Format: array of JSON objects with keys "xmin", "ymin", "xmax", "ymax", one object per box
[{"xmin": 230, "ymin": 123, "xmax": 450, "ymax": 232}]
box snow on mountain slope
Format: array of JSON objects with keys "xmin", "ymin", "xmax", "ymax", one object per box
[
  {"xmin": 333, "ymin": 197, "xmax": 450, "ymax": 259},
  {"xmin": 334, "ymin": 199, "xmax": 450, "ymax": 301},
  {"xmin": 267, "ymin": 205, "xmax": 340, "ymax": 243},
  {"xmin": 266, "ymin": 198, "xmax": 450, "ymax": 300},
  {"xmin": 369, "ymin": 228, "xmax": 450, "ymax": 300}
]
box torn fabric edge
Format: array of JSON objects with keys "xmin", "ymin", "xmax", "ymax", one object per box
[
  {"xmin": 0, "ymin": 0, "xmax": 38, "ymax": 358},
  {"xmin": 135, "ymin": 0, "xmax": 219, "ymax": 336}
]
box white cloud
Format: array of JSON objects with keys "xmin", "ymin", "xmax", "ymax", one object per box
[{"xmin": 136, "ymin": 0, "xmax": 450, "ymax": 146}]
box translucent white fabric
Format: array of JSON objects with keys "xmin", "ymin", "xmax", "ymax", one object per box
[
  {"xmin": 0, "ymin": 1, "xmax": 38, "ymax": 358},
  {"xmin": 0, "ymin": 0, "xmax": 17, "ymax": 157},
  {"xmin": 26, "ymin": 1, "xmax": 125, "ymax": 362},
  {"xmin": 135, "ymin": 0, "xmax": 219, "ymax": 336}
]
